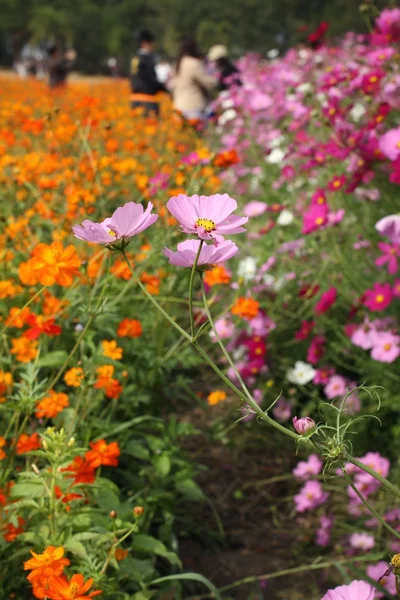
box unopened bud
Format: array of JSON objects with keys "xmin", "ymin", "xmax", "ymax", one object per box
[
  {"xmin": 31, "ymin": 464, "xmax": 40, "ymax": 475},
  {"xmin": 292, "ymin": 416, "xmax": 316, "ymax": 435},
  {"xmin": 42, "ymin": 440, "xmax": 48, "ymax": 450},
  {"xmin": 109, "ymin": 510, "xmax": 117, "ymax": 519},
  {"xmin": 68, "ymin": 437, "xmax": 75, "ymax": 448},
  {"xmin": 133, "ymin": 506, "xmax": 144, "ymax": 518}
]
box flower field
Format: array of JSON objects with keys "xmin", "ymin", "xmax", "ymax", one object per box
[{"xmin": 2, "ymin": 9, "xmax": 400, "ymax": 598}]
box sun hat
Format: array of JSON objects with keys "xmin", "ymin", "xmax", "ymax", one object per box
[{"xmin": 207, "ymin": 45, "xmax": 228, "ymax": 61}]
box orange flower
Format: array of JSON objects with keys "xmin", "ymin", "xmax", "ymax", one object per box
[
  {"xmin": 140, "ymin": 272, "xmax": 160, "ymax": 295},
  {"xmin": 0, "ymin": 436, "xmax": 6, "ymax": 460},
  {"xmin": 10, "ymin": 337, "xmax": 38, "ymax": 362},
  {"xmin": 85, "ymin": 439, "xmax": 120, "ymax": 468},
  {"xmin": 36, "ymin": 390, "xmax": 69, "ymax": 419},
  {"xmin": 46, "ymin": 573, "xmax": 101, "ymax": 599},
  {"xmin": 114, "ymin": 548, "xmax": 128, "ymax": 561},
  {"xmin": 231, "ymin": 297, "xmax": 260, "ymax": 320},
  {"xmin": 27, "ymin": 242, "xmax": 81, "ymax": 287},
  {"xmin": 117, "ymin": 318, "xmax": 142, "ymax": 338},
  {"xmin": 94, "ymin": 365, "xmax": 122, "ymax": 399},
  {"xmin": 0, "ymin": 371, "xmax": 12, "ymax": 403},
  {"xmin": 16, "ymin": 432, "xmax": 41, "ymax": 454},
  {"xmin": 62, "ymin": 456, "xmax": 96, "ymax": 485},
  {"xmin": 3, "ymin": 517, "xmax": 25, "ymax": 542},
  {"xmin": 5, "ymin": 306, "xmax": 32, "ymax": 328},
  {"xmin": 42, "ymin": 293, "xmax": 68, "ymax": 317},
  {"xmin": 64, "ymin": 367, "xmax": 84, "ymax": 387},
  {"xmin": 203, "ymin": 265, "xmax": 231, "ymax": 287},
  {"xmin": 207, "ymin": 390, "xmax": 227, "ymax": 406},
  {"xmin": 213, "ymin": 149, "xmax": 239, "ymax": 168},
  {"xmin": 24, "ymin": 546, "xmax": 70, "ymax": 585},
  {"xmin": 101, "ymin": 340, "xmax": 123, "ymax": 360}
]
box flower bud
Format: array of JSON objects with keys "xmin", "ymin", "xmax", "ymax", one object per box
[
  {"xmin": 293, "ymin": 416, "xmax": 316, "ymax": 435},
  {"xmin": 68, "ymin": 437, "xmax": 75, "ymax": 448},
  {"xmin": 391, "ymin": 553, "xmax": 400, "ymax": 575},
  {"xmin": 133, "ymin": 506, "xmax": 144, "ymax": 518},
  {"xmin": 109, "ymin": 510, "xmax": 117, "ymax": 519}
]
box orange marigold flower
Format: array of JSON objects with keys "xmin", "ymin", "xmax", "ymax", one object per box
[
  {"xmin": 213, "ymin": 149, "xmax": 239, "ymax": 168},
  {"xmin": 231, "ymin": 297, "xmax": 260, "ymax": 320},
  {"xmin": 24, "ymin": 314, "xmax": 62, "ymax": 340},
  {"xmin": 110, "ymin": 258, "xmax": 132, "ymax": 280},
  {"xmin": 64, "ymin": 367, "xmax": 84, "ymax": 388},
  {"xmin": 35, "ymin": 390, "xmax": 69, "ymax": 419},
  {"xmin": 16, "ymin": 432, "xmax": 41, "ymax": 455},
  {"xmin": 10, "ymin": 337, "xmax": 38, "ymax": 362},
  {"xmin": 85, "ymin": 439, "xmax": 120, "ymax": 469},
  {"xmin": 207, "ymin": 390, "xmax": 227, "ymax": 406},
  {"xmin": 114, "ymin": 548, "xmax": 128, "ymax": 561},
  {"xmin": 28, "ymin": 242, "xmax": 81, "ymax": 287},
  {"xmin": 0, "ymin": 436, "xmax": 6, "ymax": 460},
  {"xmin": 117, "ymin": 318, "xmax": 142, "ymax": 338},
  {"xmin": 203, "ymin": 265, "xmax": 231, "ymax": 287},
  {"xmin": 5, "ymin": 306, "xmax": 32, "ymax": 328},
  {"xmin": 101, "ymin": 340, "xmax": 123, "ymax": 360},
  {"xmin": 3, "ymin": 517, "xmax": 25, "ymax": 542},
  {"xmin": 62, "ymin": 456, "xmax": 96, "ymax": 485},
  {"xmin": 0, "ymin": 371, "xmax": 12, "ymax": 403},
  {"xmin": 42, "ymin": 294, "xmax": 68, "ymax": 317},
  {"xmin": 46, "ymin": 573, "xmax": 101, "ymax": 599},
  {"xmin": 24, "ymin": 546, "xmax": 70, "ymax": 585},
  {"xmin": 140, "ymin": 272, "xmax": 160, "ymax": 295}
]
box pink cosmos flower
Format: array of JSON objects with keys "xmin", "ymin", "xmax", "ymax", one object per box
[
  {"xmin": 351, "ymin": 320, "xmax": 377, "ymax": 350},
  {"xmin": 363, "ymin": 283, "xmax": 393, "ymax": 311},
  {"xmin": 292, "ymin": 454, "xmax": 322, "ymax": 480},
  {"xmin": 375, "ymin": 215, "xmax": 400, "ymax": 244},
  {"xmin": 321, "ymin": 580, "xmax": 375, "ymax": 600},
  {"xmin": 163, "ymin": 239, "xmax": 238, "ymax": 267},
  {"xmin": 370, "ymin": 331, "xmax": 400, "ymax": 363},
  {"xmin": 293, "ymin": 416, "xmax": 316, "ymax": 435},
  {"xmin": 302, "ymin": 204, "xmax": 329, "ymax": 235},
  {"xmin": 328, "ymin": 175, "xmax": 347, "ymax": 191},
  {"xmin": 311, "ymin": 188, "xmax": 327, "ymax": 206},
  {"xmin": 313, "ymin": 366, "xmax": 335, "ymax": 385},
  {"xmin": 244, "ymin": 201, "xmax": 268, "ymax": 217},
  {"xmin": 295, "ymin": 320, "xmax": 315, "ymax": 340},
  {"xmin": 294, "ymin": 480, "xmax": 329, "ymax": 513},
  {"xmin": 375, "ymin": 242, "xmax": 400, "ymax": 274},
  {"xmin": 393, "ymin": 280, "xmax": 400, "ymax": 297},
  {"xmin": 367, "ymin": 562, "xmax": 396, "ymax": 598},
  {"xmin": 72, "ymin": 201, "xmax": 158, "ymax": 244},
  {"xmin": 211, "ymin": 318, "xmax": 235, "ymax": 340},
  {"xmin": 316, "ymin": 515, "xmax": 334, "ymax": 547},
  {"xmin": 349, "ymin": 533, "xmax": 375, "ymax": 551},
  {"xmin": 315, "ymin": 287, "xmax": 337, "ymax": 315},
  {"xmin": 378, "ymin": 127, "xmax": 400, "ymax": 161},
  {"xmin": 272, "ymin": 397, "xmax": 292, "ymax": 422},
  {"xmin": 166, "ymin": 194, "xmax": 248, "ymax": 242},
  {"xmin": 324, "ymin": 375, "xmax": 347, "ymax": 399},
  {"xmin": 375, "ymin": 8, "xmax": 400, "ymax": 40},
  {"xmin": 307, "ymin": 335, "xmax": 326, "ymax": 365}
]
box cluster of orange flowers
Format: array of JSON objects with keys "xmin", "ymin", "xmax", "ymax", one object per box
[{"xmin": 24, "ymin": 546, "xmax": 101, "ymax": 599}]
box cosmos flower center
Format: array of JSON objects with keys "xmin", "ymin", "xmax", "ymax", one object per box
[
  {"xmin": 107, "ymin": 226, "xmax": 118, "ymax": 237},
  {"xmin": 384, "ymin": 343, "xmax": 392, "ymax": 351},
  {"xmin": 376, "ymin": 294, "xmax": 384, "ymax": 303},
  {"xmin": 315, "ymin": 217, "xmax": 324, "ymax": 225},
  {"xmin": 195, "ymin": 218, "xmax": 216, "ymax": 232}
]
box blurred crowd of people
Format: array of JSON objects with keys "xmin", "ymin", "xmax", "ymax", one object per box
[{"xmin": 13, "ymin": 31, "xmax": 242, "ymax": 122}]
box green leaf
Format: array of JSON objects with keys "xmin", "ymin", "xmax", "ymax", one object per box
[
  {"xmin": 37, "ymin": 351, "xmax": 68, "ymax": 367},
  {"xmin": 175, "ymin": 479, "xmax": 205, "ymax": 501},
  {"xmin": 11, "ymin": 482, "xmax": 43, "ymax": 499},
  {"xmin": 155, "ymin": 455, "xmax": 171, "ymax": 477},
  {"xmin": 64, "ymin": 540, "xmax": 88, "ymax": 560},
  {"xmin": 131, "ymin": 535, "xmax": 181, "ymax": 567},
  {"xmin": 149, "ymin": 573, "xmax": 221, "ymax": 600},
  {"xmin": 96, "ymin": 416, "xmax": 162, "ymax": 440},
  {"xmin": 131, "ymin": 592, "xmax": 156, "ymax": 600}
]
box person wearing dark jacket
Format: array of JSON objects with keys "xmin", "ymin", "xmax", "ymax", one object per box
[
  {"xmin": 207, "ymin": 45, "xmax": 241, "ymax": 91},
  {"xmin": 130, "ymin": 30, "xmax": 166, "ymax": 116},
  {"xmin": 48, "ymin": 46, "xmax": 76, "ymax": 89}
]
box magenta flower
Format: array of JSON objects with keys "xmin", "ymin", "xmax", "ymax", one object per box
[
  {"xmin": 315, "ymin": 287, "xmax": 337, "ymax": 315},
  {"xmin": 367, "ymin": 562, "xmax": 396, "ymax": 598},
  {"xmin": 163, "ymin": 239, "xmax": 238, "ymax": 268},
  {"xmin": 295, "ymin": 319, "xmax": 315, "ymax": 340},
  {"xmin": 370, "ymin": 332, "xmax": 400, "ymax": 363},
  {"xmin": 363, "ymin": 283, "xmax": 393, "ymax": 311},
  {"xmin": 292, "ymin": 416, "xmax": 316, "ymax": 435},
  {"xmin": 272, "ymin": 397, "xmax": 292, "ymax": 422},
  {"xmin": 316, "ymin": 515, "xmax": 334, "ymax": 547},
  {"xmin": 166, "ymin": 193, "xmax": 248, "ymax": 242},
  {"xmin": 302, "ymin": 204, "xmax": 329, "ymax": 235},
  {"xmin": 307, "ymin": 335, "xmax": 326, "ymax": 365},
  {"xmin": 321, "ymin": 580, "xmax": 375, "ymax": 600},
  {"xmin": 379, "ymin": 126, "xmax": 400, "ymax": 161},
  {"xmin": 375, "ymin": 214, "xmax": 400, "ymax": 244},
  {"xmin": 375, "ymin": 242, "xmax": 400, "ymax": 274},
  {"xmin": 294, "ymin": 480, "xmax": 328, "ymax": 513},
  {"xmin": 72, "ymin": 201, "xmax": 158, "ymax": 244},
  {"xmin": 292, "ymin": 454, "xmax": 322, "ymax": 480}
]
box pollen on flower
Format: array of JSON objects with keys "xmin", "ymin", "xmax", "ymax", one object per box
[
  {"xmin": 195, "ymin": 218, "xmax": 216, "ymax": 232},
  {"xmin": 391, "ymin": 554, "xmax": 400, "ymax": 568}
]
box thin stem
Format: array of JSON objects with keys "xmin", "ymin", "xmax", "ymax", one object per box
[
  {"xmin": 100, "ymin": 524, "xmax": 137, "ymax": 575},
  {"xmin": 121, "ymin": 250, "xmax": 191, "ymax": 341},
  {"xmin": 188, "ymin": 241, "xmax": 204, "ymax": 339},
  {"xmin": 348, "ymin": 456, "xmax": 400, "ymax": 501},
  {"xmin": 343, "ymin": 471, "xmax": 400, "ymax": 540},
  {"xmin": 0, "ymin": 286, "xmax": 46, "ymax": 336}
]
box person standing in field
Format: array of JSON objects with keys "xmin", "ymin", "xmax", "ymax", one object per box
[
  {"xmin": 168, "ymin": 38, "xmax": 217, "ymax": 122},
  {"xmin": 48, "ymin": 46, "xmax": 76, "ymax": 88},
  {"xmin": 130, "ymin": 30, "xmax": 167, "ymax": 116},
  {"xmin": 207, "ymin": 45, "xmax": 241, "ymax": 91}
]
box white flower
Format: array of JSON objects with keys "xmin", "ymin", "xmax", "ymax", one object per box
[
  {"xmin": 277, "ymin": 210, "xmax": 294, "ymax": 226},
  {"xmin": 270, "ymin": 135, "xmax": 285, "ymax": 148},
  {"xmin": 316, "ymin": 93, "xmax": 326, "ymax": 104},
  {"xmin": 221, "ymin": 97, "xmax": 234, "ymax": 110},
  {"xmin": 267, "ymin": 148, "xmax": 285, "ymax": 164},
  {"xmin": 349, "ymin": 103, "xmax": 366, "ymax": 122},
  {"xmin": 238, "ymin": 257, "xmax": 257, "ymax": 282},
  {"xmin": 267, "ymin": 49, "xmax": 279, "ymax": 59},
  {"xmin": 297, "ymin": 83, "xmax": 312, "ymax": 94},
  {"xmin": 218, "ymin": 108, "xmax": 237, "ymax": 125},
  {"xmin": 286, "ymin": 361, "xmax": 316, "ymax": 385},
  {"xmin": 263, "ymin": 274, "xmax": 275, "ymax": 287}
]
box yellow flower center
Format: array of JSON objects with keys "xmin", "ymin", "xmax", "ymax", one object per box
[
  {"xmin": 376, "ymin": 294, "xmax": 384, "ymax": 303},
  {"xmin": 51, "ymin": 249, "xmax": 61, "ymax": 261},
  {"xmin": 108, "ymin": 227, "xmax": 117, "ymax": 237},
  {"xmin": 370, "ymin": 75, "xmax": 378, "ymax": 83},
  {"xmin": 43, "ymin": 553, "xmax": 52, "ymax": 563},
  {"xmin": 396, "ymin": 142, "xmax": 400, "ymax": 149},
  {"xmin": 333, "ymin": 180, "xmax": 341, "ymax": 188},
  {"xmin": 315, "ymin": 217, "xmax": 324, "ymax": 225},
  {"xmin": 69, "ymin": 583, "xmax": 80, "ymax": 598},
  {"xmin": 195, "ymin": 218, "xmax": 216, "ymax": 233},
  {"xmin": 384, "ymin": 343, "xmax": 392, "ymax": 351}
]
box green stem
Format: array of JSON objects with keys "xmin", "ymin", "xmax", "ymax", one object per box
[
  {"xmin": 188, "ymin": 241, "xmax": 204, "ymax": 339},
  {"xmin": 0, "ymin": 286, "xmax": 46, "ymax": 336},
  {"xmin": 348, "ymin": 456, "xmax": 400, "ymax": 501},
  {"xmin": 100, "ymin": 523, "xmax": 138, "ymax": 575},
  {"xmin": 121, "ymin": 250, "xmax": 192, "ymax": 341},
  {"xmin": 343, "ymin": 471, "xmax": 400, "ymax": 540}
]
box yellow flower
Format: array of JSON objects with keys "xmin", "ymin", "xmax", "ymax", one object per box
[
  {"xmin": 102, "ymin": 340, "xmax": 123, "ymax": 360},
  {"xmin": 64, "ymin": 367, "xmax": 84, "ymax": 387},
  {"xmin": 207, "ymin": 390, "xmax": 227, "ymax": 406}
]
